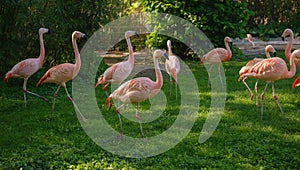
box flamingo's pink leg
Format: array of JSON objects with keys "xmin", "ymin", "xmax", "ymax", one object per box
[
  {"xmin": 207, "ymin": 64, "xmax": 213, "ymax": 87},
  {"xmin": 260, "ymin": 83, "xmax": 269, "ymax": 120},
  {"xmin": 242, "ymin": 77, "xmax": 254, "ymax": 101},
  {"xmin": 169, "ymin": 76, "xmax": 172, "ymax": 96},
  {"xmin": 51, "ymin": 85, "xmax": 61, "ymax": 119},
  {"xmin": 23, "ymin": 78, "xmax": 28, "ymax": 108},
  {"xmin": 255, "ymin": 80, "xmax": 259, "ymax": 106},
  {"xmin": 116, "ymin": 104, "xmax": 125, "ymax": 139},
  {"xmin": 63, "ymin": 85, "xmax": 87, "ymax": 122},
  {"xmin": 271, "ymin": 82, "xmax": 285, "ymax": 118},
  {"xmin": 136, "ymin": 104, "xmax": 144, "ymax": 138}
]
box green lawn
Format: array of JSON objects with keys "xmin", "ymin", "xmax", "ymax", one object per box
[{"xmin": 1, "ymin": 52, "xmax": 300, "ymax": 169}]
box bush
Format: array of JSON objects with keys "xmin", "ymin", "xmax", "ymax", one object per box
[
  {"xmin": 139, "ymin": 0, "xmax": 253, "ymax": 59},
  {"xmin": 0, "ymin": 0, "xmax": 130, "ymax": 75}
]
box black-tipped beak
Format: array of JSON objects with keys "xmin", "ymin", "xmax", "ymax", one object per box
[
  {"xmin": 164, "ymin": 53, "xmax": 169, "ymax": 60},
  {"xmin": 274, "ymin": 52, "xmax": 277, "ymax": 57},
  {"xmin": 135, "ymin": 32, "xmax": 139, "ymax": 37},
  {"xmin": 229, "ymin": 41, "xmax": 233, "ymax": 46},
  {"xmin": 281, "ymin": 37, "xmax": 285, "ymax": 41},
  {"xmin": 83, "ymin": 34, "xmax": 88, "ymax": 40}
]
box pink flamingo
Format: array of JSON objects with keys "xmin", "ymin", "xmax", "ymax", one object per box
[
  {"xmin": 165, "ymin": 40, "xmax": 180, "ymax": 99},
  {"xmin": 239, "ymin": 49, "xmax": 299, "ymax": 119},
  {"xmin": 245, "ymin": 34, "xmax": 255, "ymax": 47},
  {"xmin": 281, "ymin": 28, "xmax": 300, "ymax": 66},
  {"xmin": 105, "ymin": 49, "xmax": 169, "ymax": 139},
  {"xmin": 37, "ymin": 31, "xmax": 87, "ymax": 122},
  {"xmin": 292, "ymin": 75, "xmax": 300, "ymax": 88},
  {"xmin": 96, "ymin": 31, "xmax": 138, "ymax": 95},
  {"xmin": 239, "ymin": 45, "xmax": 276, "ymax": 106},
  {"xmin": 4, "ymin": 28, "xmax": 49, "ymax": 107},
  {"xmin": 200, "ymin": 36, "xmax": 232, "ymax": 86}
]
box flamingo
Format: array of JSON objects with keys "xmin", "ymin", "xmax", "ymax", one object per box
[
  {"xmin": 245, "ymin": 34, "xmax": 255, "ymax": 47},
  {"xmin": 200, "ymin": 36, "xmax": 232, "ymax": 86},
  {"xmin": 281, "ymin": 28, "xmax": 300, "ymax": 66},
  {"xmin": 37, "ymin": 31, "xmax": 87, "ymax": 122},
  {"xmin": 239, "ymin": 45, "xmax": 276, "ymax": 106},
  {"xmin": 105, "ymin": 49, "xmax": 169, "ymax": 139},
  {"xmin": 165, "ymin": 40, "xmax": 180, "ymax": 99},
  {"xmin": 292, "ymin": 75, "xmax": 300, "ymax": 88},
  {"xmin": 4, "ymin": 28, "xmax": 49, "ymax": 107},
  {"xmin": 96, "ymin": 31, "xmax": 138, "ymax": 95},
  {"xmin": 239, "ymin": 49, "xmax": 299, "ymax": 119}
]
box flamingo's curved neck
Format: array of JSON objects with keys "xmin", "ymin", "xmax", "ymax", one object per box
[
  {"xmin": 38, "ymin": 32, "xmax": 45, "ymax": 66},
  {"xmin": 72, "ymin": 36, "xmax": 81, "ymax": 78},
  {"xmin": 286, "ymin": 50, "xmax": 297, "ymax": 79},
  {"xmin": 168, "ymin": 44, "xmax": 173, "ymax": 56},
  {"xmin": 154, "ymin": 57, "xmax": 163, "ymax": 88},
  {"xmin": 225, "ymin": 41, "xmax": 232, "ymax": 60},
  {"xmin": 285, "ymin": 31, "xmax": 294, "ymax": 61},
  {"xmin": 265, "ymin": 49, "xmax": 271, "ymax": 58},
  {"xmin": 126, "ymin": 36, "xmax": 134, "ymax": 65}
]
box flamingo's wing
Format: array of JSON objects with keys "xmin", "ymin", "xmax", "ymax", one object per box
[
  {"xmin": 292, "ymin": 75, "xmax": 300, "ymax": 89},
  {"xmin": 204, "ymin": 48, "xmax": 228, "ymax": 63},
  {"xmin": 102, "ymin": 64, "xmax": 118, "ymax": 81},
  {"xmin": 37, "ymin": 63, "xmax": 74, "ymax": 85},
  {"xmin": 9, "ymin": 58, "xmax": 40, "ymax": 78},
  {"xmin": 111, "ymin": 77, "xmax": 154, "ymax": 103},
  {"xmin": 101, "ymin": 61, "xmax": 133, "ymax": 84},
  {"xmin": 248, "ymin": 58, "xmax": 274, "ymax": 74}
]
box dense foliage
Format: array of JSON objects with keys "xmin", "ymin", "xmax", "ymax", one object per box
[
  {"xmin": 0, "ymin": 0, "xmax": 130, "ymax": 75},
  {"xmin": 244, "ymin": 0, "xmax": 300, "ymax": 39},
  {"xmin": 139, "ymin": 0, "xmax": 253, "ymax": 58},
  {"xmin": 1, "ymin": 0, "xmax": 300, "ymax": 71}
]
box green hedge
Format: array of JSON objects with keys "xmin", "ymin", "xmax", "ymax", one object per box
[{"xmin": 0, "ymin": 0, "xmax": 130, "ymax": 75}]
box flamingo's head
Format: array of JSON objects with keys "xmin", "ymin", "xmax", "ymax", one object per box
[
  {"xmin": 39, "ymin": 28, "xmax": 49, "ymax": 34},
  {"xmin": 224, "ymin": 36, "xmax": 233, "ymax": 45},
  {"xmin": 125, "ymin": 31, "xmax": 139, "ymax": 39},
  {"xmin": 246, "ymin": 34, "xmax": 252, "ymax": 40},
  {"xmin": 153, "ymin": 49, "xmax": 169, "ymax": 60},
  {"xmin": 281, "ymin": 28, "xmax": 293, "ymax": 41},
  {"xmin": 72, "ymin": 31, "xmax": 87, "ymax": 40},
  {"xmin": 265, "ymin": 45, "xmax": 277, "ymax": 57},
  {"xmin": 167, "ymin": 40, "xmax": 171, "ymax": 48}
]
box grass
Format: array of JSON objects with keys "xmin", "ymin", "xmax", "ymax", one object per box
[{"xmin": 1, "ymin": 51, "xmax": 300, "ymax": 169}]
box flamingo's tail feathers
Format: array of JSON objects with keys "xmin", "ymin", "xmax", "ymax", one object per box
[
  {"xmin": 37, "ymin": 72, "xmax": 50, "ymax": 86},
  {"xmin": 292, "ymin": 75, "xmax": 300, "ymax": 89},
  {"xmin": 104, "ymin": 96, "xmax": 112, "ymax": 110},
  {"xmin": 95, "ymin": 75, "xmax": 104, "ymax": 87},
  {"xmin": 4, "ymin": 72, "xmax": 12, "ymax": 83}
]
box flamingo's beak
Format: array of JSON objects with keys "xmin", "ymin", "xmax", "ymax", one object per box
[
  {"xmin": 281, "ymin": 37, "xmax": 285, "ymax": 41},
  {"xmin": 274, "ymin": 52, "xmax": 277, "ymax": 57},
  {"xmin": 83, "ymin": 34, "xmax": 88, "ymax": 40},
  {"xmin": 135, "ymin": 32, "xmax": 139, "ymax": 37},
  {"xmin": 163, "ymin": 53, "xmax": 169, "ymax": 60}
]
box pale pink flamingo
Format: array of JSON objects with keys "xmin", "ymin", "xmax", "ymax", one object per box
[
  {"xmin": 37, "ymin": 31, "xmax": 87, "ymax": 122},
  {"xmin": 239, "ymin": 45, "xmax": 276, "ymax": 106},
  {"xmin": 245, "ymin": 34, "xmax": 255, "ymax": 47},
  {"xmin": 4, "ymin": 28, "xmax": 49, "ymax": 107},
  {"xmin": 292, "ymin": 75, "xmax": 300, "ymax": 89},
  {"xmin": 200, "ymin": 36, "xmax": 232, "ymax": 86},
  {"xmin": 281, "ymin": 28, "xmax": 300, "ymax": 66},
  {"xmin": 105, "ymin": 49, "xmax": 169, "ymax": 139},
  {"xmin": 165, "ymin": 40, "xmax": 180, "ymax": 99},
  {"xmin": 96, "ymin": 31, "xmax": 138, "ymax": 95},
  {"xmin": 239, "ymin": 49, "xmax": 300, "ymax": 119}
]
